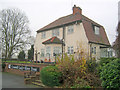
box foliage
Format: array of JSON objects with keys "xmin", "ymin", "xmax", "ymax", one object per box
[
  {"xmin": 86, "ymin": 59, "xmax": 98, "ymax": 72},
  {"xmin": 18, "ymin": 50, "xmax": 26, "ymax": 59},
  {"xmin": 28, "ymin": 45, "xmax": 34, "ymax": 60},
  {"xmin": 100, "ymin": 58, "xmax": 120, "ymax": 88},
  {"xmin": 0, "ymin": 8, "xmax": 31, "ymax": 58},
  {"xmin": 97, "ymin": 57, "xmax": 116, "ymax": 75},
  {"xmin": 71, "ymin": 78, "xmax": 91, "ymax": 88},
  {"xmin": 2, "ymin": 62, "xmax": 6, "ymax": 69},
  {"xmin": 99, "ymin": 57, "xmax": 116, "ymax": 66},
  {"xmin": 56, "ymin": 53, "xmax": 86, "ymax": 87},
  {"xmin": 40, "ymin": 66, "xmax": 62, "ymax": 87}
]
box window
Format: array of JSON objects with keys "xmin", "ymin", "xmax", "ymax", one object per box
[
  {"xmin": 94, "ymin": 26, "xmax": 100, "ymax": 35},
  {"xmin": 68, "ymin": 46, "xmax": 74, "ymax": 54},
  {"xmin": 41, "ymin": 49, "xmax": 45, "ymax": 57},
  {"xmin": 92, "ymin": 47, "xmax": 96, "ymax": 54},
  {"xmin": 41, "ymin": 32, "xmax": 46, "ymax": 39},
  {"xmin": 46, "ymin": 46, "xmax": 51, "ymax": 57},
  {"xmin": 68, "ymin": 25, "xmax": 74, "ymax": 34},
  {"xmin": 53, "ymin": 47, "xmax": 61, "ymax": 55},
  {"xmin": 52, "ymin": 29, "xmax": 59, "ymax": 36}
]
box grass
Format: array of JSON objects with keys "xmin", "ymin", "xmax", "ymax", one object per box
[{"xmin": 2, "ymin": 60, "xmax": 32, "ymax": 64}]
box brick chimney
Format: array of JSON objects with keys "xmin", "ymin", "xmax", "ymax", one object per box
[{"xmin": 73, "ymin": 5, "xmax": 82, "ymax": 15}]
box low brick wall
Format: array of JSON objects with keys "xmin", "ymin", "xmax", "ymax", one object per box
[{"xmin": 4, "ymin": 63, "xmax": 53, "ymax": 76}]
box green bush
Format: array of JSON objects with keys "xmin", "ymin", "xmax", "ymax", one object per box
[
  {"xmin": 40, "ymin": 66, "xmax": 62, "ymax": 87},
  {"xmin": 100, "ymin": 58, "xmax": 120, "ymax": 88},
  {"xmin": 86, "ymin": 59, "xmax": 98, "ymax": 72},
  {"xmin": 99, "ymin": 57, "xmax": 116, "ymax": 66}
]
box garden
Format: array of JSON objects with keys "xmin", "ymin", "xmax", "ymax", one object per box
[{"xmin": 40, "ymin": 54, "xmax": 120, "ymax": 88}]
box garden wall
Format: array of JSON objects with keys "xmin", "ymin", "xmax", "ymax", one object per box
[{"xmin": 4, "ymin": 63, "xmax": 53, "ymax": 76}]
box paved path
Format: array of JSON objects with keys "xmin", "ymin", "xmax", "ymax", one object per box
[{"xmin": 2, "ymin": 72, "xmax": 41, "ymax": 88}]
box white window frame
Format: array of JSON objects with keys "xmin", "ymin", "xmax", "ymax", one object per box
[
  {"xmin": 68, "ymin": 46, "xmax": 74, "ymax": 54},
  {"xmin": 53, "ymin": 47, "xmax": 62, "ymax": 55},
  {"xmin": 41, "ymin": 49, "xmax": 45, "ymax": 57},
  {"xmin": 52, "ymin": 29, "xmax": 59, "ymax": 36},
  {"xmin": 41, "ymin": 32, "xmax": 46, "ymax": 39},
  {"xmin": 92, "ymin": 47, "xmax": 96, "ymax": 54},
  {"xmin": 94, "ymin": 26, "xmax": 100, "ymax": 35},
  {"xmin": 46, "ymin": 46, "xmax": 51, "ymax": 57},
  {"xmin": 67, "ymin": 25, "xmax": 74, "ymax": 34}
]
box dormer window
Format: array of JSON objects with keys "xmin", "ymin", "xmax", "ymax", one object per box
[{"xmin": 94, "ymin": 26, "xmax": 100, "ymax": 35}]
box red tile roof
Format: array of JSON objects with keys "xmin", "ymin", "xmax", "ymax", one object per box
[
  {"xmin": 37, "ymin": 11, "xmax": 110, "ymax": 46},
  {"xmin": 42, "ymin": 36, "xmax": 63, "ymax": 45}
]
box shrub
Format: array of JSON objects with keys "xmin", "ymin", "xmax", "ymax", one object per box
[
  {"xmin": 100, "ymin": 58, "xmax": 120, "ymax": 88},
  {"xmin": 2, "ymin": 62, "xmax": 6, "ymax": 69},
  {"xmin": 86, "ymin": 59, "xmax": 98, "ymax": 72},
  {"xmin": 56, "ymin": 53, "xmax": 86, "ymax": 87},
  {"xmin": 71, "ymin": 78, "xmax": 91, "ymax": 88},
  {"xmin": 99, "ymin": 57, "xmax": 116, "ymax": 66},
  {"xmin": 40, "ymin": 66, "xmax": 62, "ymax": 87}
]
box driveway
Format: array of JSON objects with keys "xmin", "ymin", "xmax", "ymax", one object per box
[{"xmin": 2, "ymin": 72, "xmax": 41, "ymax": 88}]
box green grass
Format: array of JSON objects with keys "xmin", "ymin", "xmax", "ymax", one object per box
[{"xmin": 2, "ymin": 60, "xmax": 32, "ymax": 64}]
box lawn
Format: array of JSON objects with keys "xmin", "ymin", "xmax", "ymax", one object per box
[{"xmin": 2, "ymin": 60, "xmax": 32, "ymax": 64}]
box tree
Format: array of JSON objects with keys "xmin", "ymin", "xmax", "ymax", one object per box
[
  {"xmin": 28, "ymin": 45, "xmax": 34, "ymax": 60},
  {"xmin": 18, "ymin": 50, "xmax": 25, "ymax": 59},
  {"xmin": 0, "ymin": 8, "xmax": 31, "ymax": 59},
  {"xmin": 113, "ymin": 22, "xmax": 120, "ymax": 58}
]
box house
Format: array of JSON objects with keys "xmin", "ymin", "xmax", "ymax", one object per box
[{"xmin": 34, "ymin": 5, "xmax": 111, "ymax": 62}]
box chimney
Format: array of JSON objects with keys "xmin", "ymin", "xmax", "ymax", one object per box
[{"xmin": 72, "ymin": 5, "xmax": 82, "ymax": 15}]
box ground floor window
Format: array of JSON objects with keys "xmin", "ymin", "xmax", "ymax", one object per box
[
  {"xmin": 53, "ymin": 47, "xmax": 61, "ymax": 55},
  {"xmin": 41, "ymin": 49, "xmax": 45, "ymax": 57},
  {"xmin": 92, "ymin": 47, "xmax": 96, "ymax": 54},
  {"xmin": 46, "ymin": 46, "xmax": 51, "ymax": 57},
  {"xmin": 68, "ymin": 46, "xmax": 74, "ymax": 54}
]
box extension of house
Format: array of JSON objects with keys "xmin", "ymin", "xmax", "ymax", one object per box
[{"xmin": 34, "ymin": 5, "xmax": 112, "ymax": 62}]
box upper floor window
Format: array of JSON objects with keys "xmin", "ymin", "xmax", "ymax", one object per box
[
  {"xmin": 68, "ymin": 46, "xmax": 74, "ymax": 54},
  {"xmin": 41, "ymin": 32, "xmax": 46, "ymax": 39},
  {"xmin": 68, "ymin": 25, "xmax": 74, "ymax": 34},
  {"xmin": 52, "ymin": 29, "xmax": 59, "ymax": 36},
  {"xmin": 94, "ymin": 26, "xmax": 100, "ymax": 35}
]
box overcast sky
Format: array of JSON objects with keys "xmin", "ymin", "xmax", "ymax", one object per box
[{"xmin": 0, "ymin": 0, "xmax": 119, "ymax": 45}]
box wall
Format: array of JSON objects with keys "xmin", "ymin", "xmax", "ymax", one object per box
[{"xmin": 4, "ymin": 63, "xmax": 52, "ymax": 76}]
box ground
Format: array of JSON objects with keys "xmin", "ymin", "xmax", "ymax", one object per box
[{"xmin": 2, "ymin": 72, "xmax": 41, "ymax": 88}]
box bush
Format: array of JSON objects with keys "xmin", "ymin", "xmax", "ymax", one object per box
[
  {"xmin": 56, "ymin": 54, "xmax": 86, "ymax": 87},
  {"xmin": 86, "ymin": 59, "xmax": 98, "ymax": 72},
  {"xmin": 99, "ymin": 57, "xmax": 116, "ymax": 66},
  {"xmin": 100, "ymin": 58, "xmax": 120, "ymax": 88},
  {"xmin": 2, "ymin": 62, "xmax": 6, "ymax": 69},
  {"xmin": 71, "ymin": 78, "xmax": 91, "ymax": 88},
  {"xmin": 40, "ymin": 66, "xmax": 62, "ymax": 87}
]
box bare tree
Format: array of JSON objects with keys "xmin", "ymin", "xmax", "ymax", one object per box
[
  {"xmin": 0, "ymin": 8, "xmax": 31, "ymax": 59},
  {"xmin": 113, "ymin": 22, "xmax": 120, "ymax": 58}
]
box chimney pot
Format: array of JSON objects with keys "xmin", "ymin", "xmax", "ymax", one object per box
[{"xmin": 73, "ymin": 5, "xmax": 82, "ymax": 15}]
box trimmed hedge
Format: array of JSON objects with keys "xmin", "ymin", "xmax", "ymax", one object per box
[
  {"xmin": 40, "ymin": 66, "xmax": 62, "ymax": 87},
  {"xmin": 100, "ymin": 58, "xmax": 120, "ymax": 88}
]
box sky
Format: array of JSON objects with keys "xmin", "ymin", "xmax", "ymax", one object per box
[{"xmin": 0, "ymin": 0, "xmax": 119, "ymax": 45}]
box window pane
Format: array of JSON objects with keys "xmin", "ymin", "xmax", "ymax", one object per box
[
  {"xmin": 95, "ymin": 26, "xmax": 99, "ymax": 35},
  {"xmin": 52, "ymin": 29, "xmax": 59, "ymax": 36},
  {"xmin": 68, "ymin": 25, "xmax": 74, "ymax": 34}
]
